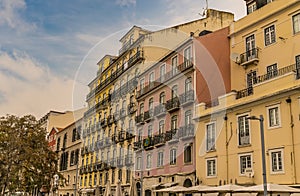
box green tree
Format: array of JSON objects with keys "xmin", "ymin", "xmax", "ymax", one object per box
[{"xmin": 0, "ymin": 115, "xmax": 58, "ymax": 195}]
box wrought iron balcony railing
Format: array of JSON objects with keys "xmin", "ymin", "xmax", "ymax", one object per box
[{"xmin": 166, "ymin": 97, "xmax": 180, "ymax": 112}]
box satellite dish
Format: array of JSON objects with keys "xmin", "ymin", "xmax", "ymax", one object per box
[
  {"xmin": 230, "ymin": 53, "xmax": 241, "ymax": 64},
  {"xmin": 244, "ymin": 168, "xmax": 254, "ymax": 178}
]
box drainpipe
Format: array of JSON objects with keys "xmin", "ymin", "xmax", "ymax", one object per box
[
  {"xmin": 224, "ymin": 115, "xmax": 233, "ymax": 184},
  {"xmin": 286, "ymin": 97, "xmax": 297, "ymax": 183}
]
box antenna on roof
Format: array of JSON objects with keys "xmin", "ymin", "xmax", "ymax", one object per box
[{"xmin": 199, "ymin": 0, "xmax": 209, "ymax": 17}]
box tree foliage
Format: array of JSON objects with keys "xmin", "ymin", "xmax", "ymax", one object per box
[{"xmin": 0, "ymin": 115, "xmax": 57, "ymax": 195}]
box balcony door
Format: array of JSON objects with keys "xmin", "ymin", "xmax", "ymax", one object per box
[{"xmin": 245, "ymin": 34, "xmax": 256, "ymax": 61}]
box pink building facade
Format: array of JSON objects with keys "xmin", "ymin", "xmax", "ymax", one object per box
[{"xmin": 133, "ymin": 27, "xmax": 231, "ymax": 196}]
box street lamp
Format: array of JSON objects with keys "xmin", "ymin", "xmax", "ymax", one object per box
[{"xmin": 247, "ymin": 115, "xmax": 267, "ymax": 196}]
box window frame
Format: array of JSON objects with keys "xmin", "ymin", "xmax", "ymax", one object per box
[
  {"xmin": 206, "ymin": 158, "xmax": 217, "ymax": 178},
  {"xmin": 170, "ymin": 148, "xmax": 177, "ymax": 165},
  {"xmin": 264, "ymin": 25, "xmax": 276, "ymax": 46},
  {"xmin": 157, "ymin": 151, "xmax": 164, "ymax": 167},
  {"xmin": 237, "ymin": 113, "xmax": 251, "ymax": 146},
  {"xmin": 146, "ymin": 153, "xmax": 152, "ymax": 169},
  {"xmin": 239, "ymin": 153, "xmax": 253, "ymax": 176},
  {"xmin": 292, "ymin": 13, "xmax": 300, "ymax": 34},
  {"xmin": 266, "ymin": 104, "xmax": 281, "ymax": 129},
  {"xmin": 184, "ymin": 143, "xmax": 193, "ymax": 164},
  {"xmin": 269, "ymin": 148, "xmax": 284, "ymax": 174},
  {"xmin": 206, "ymin": 122, "xmax": 216, "ymax": 152}
]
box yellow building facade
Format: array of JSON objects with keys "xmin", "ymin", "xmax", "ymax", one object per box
[{"xmin": 195, "ymin": 0, "xmax": 300, "ymax": 186}]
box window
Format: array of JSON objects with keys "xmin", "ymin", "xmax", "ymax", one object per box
[
  {"xmin": 146, "ymin": 154, "xmax": 152, "ymax": 169},
  {"xmin": 112, "ymin": 170, "xmax": 115, "ymax": 184},
  {"xmin": 159, "ymin": 92, "xmax": 165, "ymax": 104},
  {"xmin": 206, "ymin": 122, "xmax": 216, "ymax": 151},
  {"xmin": 292, "ymin": 13, "xmax": 300, "ymax": 34},
  {"xmin": 185, "ymin": 77, "xmax": 192, "ymax": 92},
  {"xmin": 296, "ymin": 55, "xmax": 300, "ymax": 79},
  {"xmin": 72, "ymin": 128, "xmax": 77, "ymax": 142},
  {"xmin": 247, "ymin": 70, "xmax": 257, "ymax": 87},
  {"xmin": 159, "ymin": 120, "xmax": 165, "ymax": 134},
  {"xmin": 184, "ymin": 144, "xmax": 192, "ymax": 163},
  {"xmin": 245, "ymin": 34, "xmax": 256, "ymax": 61},
  {"xmin": 171, "ymin": 85, "xmax": 178, "ymax": 99},
  {"xmin": 149, "ymin": 72, "xmax": 155, "ymax": 87},
  {"xmin": 270, "ymin": 149, "xmax": 284, "ymax": 173},
  {"xmin": 99, "ymin": 173, "xmax": 103, "ymax": 185},
  {"xmin": 267, "ymin": 105, "xmax": 281, "ymax": 128},
  {"xmin": 140, "ymin": 103, "xmax": 144, "ymax": 114},
  {"xmin": 147, "ymin": 125, "xmax": 152, "ymax": 137},
  {"xmin": 136, "ymin": 157, "xmax": 141, "ymax": 170},
  {"xmin": 267, "ymin": 64, "xmax": 278, "ymax": 79},
  {"xmin": 171, "ymin": 115, "xmax": 178, "ymax": 130},
  {"xmin": 157, "ymin": 152, "xmax": 164, "ymax": 167},
  {"xmin": 206, "ymin": 158, "xmax": 216, "ymax": 177},
  {"xmin": 238, "ymin": 114, "xmax": 250, "ymax": 146},
  {"xmin": 170, "ymin": 149, "xmax": 177, "ymax": 165},
  {"xmin": 94, "ymin": 173, "xmax": 97, "ymax": 186},
  {"xmin": 172, "ymin": 56, "xmax": 178, "ymax": 74},
  {"xmin": 247, "ymin": 2, "xmax": 256, "ymax": 14},
  {"xmin": 264, "ymin": 25, "xmax": 276, "ymax": 46},
  {"xmin": 70, "ymin": 151, "xmax": 75, "ymax": 166},
  {"xmin": 149, "ymin": 98, "xmax": 154, "ymax": 110},
  {"xmin": 118, "ymin": 169, "xmax": 122, "ymax": 182},
  {"xmin": 63, "ymin": 133, "xmax": 67, "ymax": 149},
  {"xmin": 140, "ymin": 78, "xmax": 145, "ymax": 91},
  {"xmin": 184, "ymin": 46, "xmax": 192, "ymax": 62},
  {"xmin": 126, "ymin": 169, "xmax": 131, "ymax": 183},
  {"xmin": 56, "ymin": 137, "xmax": 61, "ymax": 151},
  {"xmin": 185, "ymin": 110, "xmax": 192, "ymax": 126},
  {"xmin": 239, "ymin": 153, "xmax": 252, "ymax": 175},
  {"xmin": 160, "ymin": 64, "xmax": 166, "ymax": 82}
]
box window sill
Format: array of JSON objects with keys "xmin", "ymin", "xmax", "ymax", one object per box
[{"xmin": 238, "ymin": 144, "xmax": 251, "ymax": 148}]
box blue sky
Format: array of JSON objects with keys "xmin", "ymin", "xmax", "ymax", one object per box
[{"xmin": 0, "ymin": 0, "xmax": 246, "ymax": 118}]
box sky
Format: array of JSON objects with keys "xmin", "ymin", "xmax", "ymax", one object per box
[{"xmin": 0, "ymin": 0, "xmax": 246, "ymax": 119}]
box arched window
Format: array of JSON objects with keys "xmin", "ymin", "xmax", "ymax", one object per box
[
  {"xmin": 185, "ymin": 77, "xmax": 192, "ymax": 92},
  {"xmin": 184, "ymin": 144, "xmax": 193, "ymax": 163},
  {"xmin": 140, "ymin": 103, "xmax": 144, "ymax": 114},
  {"xmin": 185, "ymin": 110, "xmax": 192, "ymax": 125},
  {"xmin": 63, "ymin": 134, "xmax": 67, "ymax": 149},
  {"xmin": 159, "ymin": 92, "xmax": 165, "ymax": 104},
  {"xmin": 172, "ymin": 85, "xmax": 178, "ymax": 99},
  {"xmin": 160, "ymin": 64, "xmax": 166, "ymax": 82},
  {"xmin": 171, "ymin": 115, "xmax": 178, "ymax": 130},
  {"xmin": 159, "ymin": 120, "xmax": 165, "ymax": 134},
  {"xmin": 149, "ymin": 98, "xmax": 154, "ymax": 110},
  {"xmin": 147, "ymin": 125, "xmax": 152, "ymax": 137}
]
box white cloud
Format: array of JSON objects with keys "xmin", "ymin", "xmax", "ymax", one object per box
[
  {"xmin": 115, "ymin": 0, "xmax": 136, "ymax": 7},
  {"xmin": 0, "ymin": 0, "xmax": 35, "ymax": 31},
  {"xmin": 0, "ymin": 50, "xmax": 85, "ymax": 118}
]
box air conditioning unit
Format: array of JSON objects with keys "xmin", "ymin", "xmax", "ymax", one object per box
[{"xmin": 244, "ymin": 167, "xmax": 254, "ymax": 178}]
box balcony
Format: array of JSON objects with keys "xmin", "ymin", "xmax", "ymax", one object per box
[
  {"xmin": 135, "ymin": 114, "xmax": 144, "ymax": 125},
  {"xmin": 120, "ymin": 108, "xmax": 127, "ymax": 119},
  {"xmin": 144, "ymin": 109, "xmax": 154, "ymax": 122},
  {"xmin": 165, "ymin": 129, "xmax": 178, "ymax": 143},
  {"xmin": 166, "ymin": 97, "xmax": 180, "ymax": 112},
  {"xmin": 134, "ymin": 140, "xmax": 142, "ymax": 150},
  {"xmin": 236, "ymin": 87, "xmax": 253, "ymax": 99},
  {"xmin": 125, "ymin": 154, "xmax": 134, "ymax": 166},
  {"xmin": 97, "ymin": 140, "xmax": 104, "ymax": 149},
  {"xmin": 111, "ymin": 89, "xmax": 121, "ymax": 101},
  {"xmin": 128, "ymin": 102, "xmax": 136, "ymax": 114},
  {"xmin": 104, "ymin": 138, "xmax": 111, "ymax": 147},
  {"xmin": 239, "ymin": 48, "xmax": 259, "ymax": 68},
  {"xmin": 153, "ymin": 133, "xmax": 165, "ymax": 147},
  {"xmin": 179, "ymin": 90, "xmax": 194, "ymax": 106},
  {"xmin": 117, "ymin": 157, "xmax": 124, "ymax": 167},
  {"xmin": 111, "ymin": 134, "xmax": 117, "ymax": 143},
  {"xmin": 120, "ymin": 85, "xmax": 128, "ymax": 96},
  {"xmin": 143, "ymin": 137, "xmax": 154, "ymax": 150},
  {"xmin": 178, "ymin": 124, "xmax": 194, "ymax": 139},
  {"xmin": 154, "ymin": 103, "xmax": 166, "ymax": 117},
  {"xmin": 128, "ymin": 50, "xmax": 144, "ymax": 67}
]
